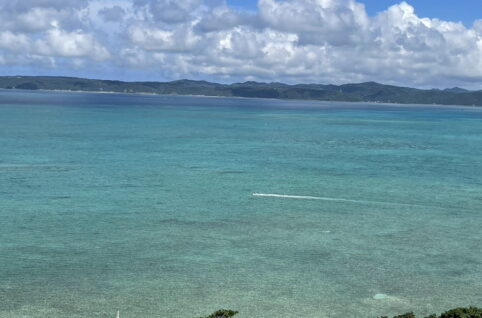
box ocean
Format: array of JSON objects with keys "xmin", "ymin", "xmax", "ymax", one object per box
[{"xmin": 1, "ymin": 90, "xmax": 481, "ymax": 318}]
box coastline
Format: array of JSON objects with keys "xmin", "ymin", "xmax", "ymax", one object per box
[{"xmin": 0, "ymin": 87, "xmax": 480, "ymax": 110}]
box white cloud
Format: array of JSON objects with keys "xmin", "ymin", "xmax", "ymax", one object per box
[
  {"xmin": 135, "ymin": 0, "xmax": 204, "ymax": 23},
  {"xmin": 0, "ymin": 0, "xmax": 87, "ymax": 32},
  {"xmin": 128, "ymin": 24, "xmax": 200, "ymax": 52},
  {"xmin": 195, "ymin": 5, "xmax": 258, "ymax": 32},
  {"xmin": 0, "ymin": 31, "xmax": 31, "ymax": 51},
  {"xmin": 98, "ymin": 6, "xmax": 126, "ymax": 22},
  {"xmin": 35, "ymin": 29, "xmax": 110, "ymax": 60},
  {"xmin": 258, "ymin": 0, "xmax": 370, "ymax": 45},
  {"xmin": 0, "ymin": 0, "xmax": 481, "ymax": 89}
]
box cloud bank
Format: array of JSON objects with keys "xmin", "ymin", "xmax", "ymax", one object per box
[{"xmin": 1, "ymin": 0, "xmax": 481, "ymax": 88}]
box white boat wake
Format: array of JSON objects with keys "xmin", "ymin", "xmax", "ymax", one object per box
[
  {"xmin": 252, "ymin": 193, "xmax": 431, "ymax": 208},
  {"xmin": 253, "ymin": 193, "xmax": 355, "ymax": 202}
]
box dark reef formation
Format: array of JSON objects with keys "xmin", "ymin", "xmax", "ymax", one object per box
[
  {"xmin": 198, "ymin": 307, "xmax": 482, "ymax": 318},
  {"xmin": 198, "ymin": 309, "xmax": 238, "ymax": 318},
  {"xmin": 387, "ymin": 307, "xmax": 482, "ymax": 318}
]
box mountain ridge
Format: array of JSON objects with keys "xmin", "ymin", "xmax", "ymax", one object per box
[{"xmin": 1, "ymin": 76, "xmax": 481, "ymax": 106}]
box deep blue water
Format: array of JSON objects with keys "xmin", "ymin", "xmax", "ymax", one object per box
[{"xmin": 1, "ymin": 90, "xmax": 481, "ymax": 318}]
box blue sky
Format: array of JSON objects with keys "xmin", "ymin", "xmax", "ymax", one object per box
[
  {"xmin": 363, "ymin": 0, "xmax": 482, "ymax": 27},
  {"xmin": 0, "ymin": 0, "xmax": 481, "ymax": 89},
  {"xmin": 228, "ymin": 0, "xmax": 482, "ymax": 27}
]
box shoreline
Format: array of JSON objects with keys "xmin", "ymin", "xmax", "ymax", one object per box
[{"xmin": 0, "ymin": 87, "xmax": 480, "ymax": 110}]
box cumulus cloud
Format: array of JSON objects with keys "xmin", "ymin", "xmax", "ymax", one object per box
[
  {"xmin": 0, "ymin": 0, "xmax": 481, "ymax": 89},
  {"xmin": 0, "ymin": 31, "xmax": 31, "ymax": 51},
  {"xmin": 195, "ymin": 5, "xmax": 259, "ymax": 32},
  {"xmin": 0, "ymin": 0, "xmax": 88, "ymax": 32},
  {"xmin": 99, "ymin": 6, "xmax": 126, "ymax": 22},
  {"xmin": 135, "ymin": 0, "xmax": 204, "ymax": 24},
  {"xmin": 259, "ymin": 0, "xmax": 370, "ymax": 45},
  {"xmin": 35, "ymin": 29, "xmax": 110, "ymax": 60},
  {"xmin": 128, "ymin": 24, "xmax": 200, "ymax": 52}
]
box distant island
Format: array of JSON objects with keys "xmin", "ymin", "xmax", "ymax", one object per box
[{"xmin": 1, "ymin": 76, "xmax": 482, "ymax": 106}]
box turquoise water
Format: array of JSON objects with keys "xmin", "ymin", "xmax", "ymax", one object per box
[{"xmin": 1, "ymin": 90, "xmax": 481, "ymax": 318}]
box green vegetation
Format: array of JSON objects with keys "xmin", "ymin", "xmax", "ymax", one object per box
[
  {"xmin": 197, "ymin": 309, "xmax": 238, "ymax": 318},
  {"xmin": 198, "ymin": 307, "xmax": 482, "ymax": 318},
  {"xmin": 390, "ymin": 313, "xmax": 416, "ymax": 318},
  {"xmin": 439, "ymin": 307, "xmax": 482, "ymax": 318},
  {"xmin": 1, "ymin": 76, "xmax": 482, "ymax": 106},
  {"xmin": 381, "ymin": 307, "xmax": 482, "ymax": 318}
]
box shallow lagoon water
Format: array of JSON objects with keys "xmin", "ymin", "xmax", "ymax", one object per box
[{"xmin": 0, "ymin": 90, "xmax": 481, "ymax": 318}]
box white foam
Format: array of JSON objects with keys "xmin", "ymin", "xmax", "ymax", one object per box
[
  {"xmin": 252, "ymin": 192, "xmax": 432, "ymax": 208},
  {"xmin": 253, "ymin": 193, "xmax": 337, "ymax": 201},
  {"xmin": 252, "ymin": 192, "xmax": 383, "ymax": 204}
]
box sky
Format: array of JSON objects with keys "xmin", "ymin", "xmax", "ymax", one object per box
[
  {"xmin": 228, "ymin": 0, "xmax": 482, "ymax": 27},
  {"xmin": 1, "ymin": 0, "xmax": 482, "ymax": 89}
]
